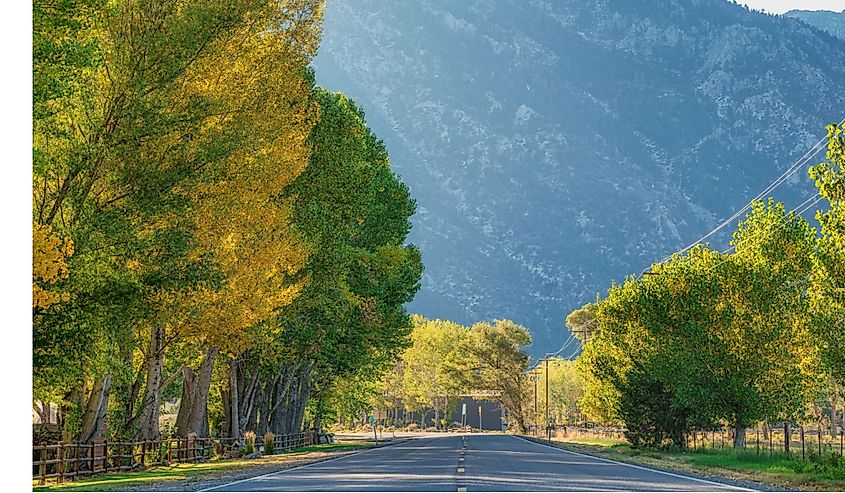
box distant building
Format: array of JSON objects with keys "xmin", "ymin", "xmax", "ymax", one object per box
[{"xmin": 449, "ymin": 395, "xmax": 504, "ymax": 431}]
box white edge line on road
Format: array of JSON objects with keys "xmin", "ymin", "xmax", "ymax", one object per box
[
  {"xmin": 199, "ymin": 439, "xmax": 409, "ymax": 492},
  {"xmin": 512, "ymin": 435, "xmax": 756, "ymax": 492}
]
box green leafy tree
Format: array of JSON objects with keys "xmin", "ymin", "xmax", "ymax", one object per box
[
  {"xmin": 463, "ymin": 320, "xmax": 532, "ymax": 433},
  {"xmin": 809, "ymin": 123, "xmax": 845, "ymax": 382},
  {"xmin": 400, "ymin": 316, "xmax": 471, "ymax": 429}
]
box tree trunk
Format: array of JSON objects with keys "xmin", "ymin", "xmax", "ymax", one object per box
[
  {"xmin": 831, "ymin": 385, "xmax": 840, "ymax": 438},
  {"xmin": 221, "ymin": 385, "xmax": 232, "ymax": 437},
  {"xmin": 136, "ymin": 326, "xmax": 166, "ymax": 440},
  {"xmin": 228, "ymin": 358, "xmax": 240, "ymax": 439},
  {"xmin": 434, "ymin": 396, "xmax": 440, "ymax": 431},
  {"xmin": 175, "ymin": 347, "xmax": 218, "ymax": 437},
  {"xmin": 784, "ymin": 422, "xmax": 791, "ymax": 453},
  {"xmin": 734, "ymin": 427, "xmax": 746, "ymax": 449},
  {"xmin": 269, "ymin": 364, "xmax": 295, "ymax": 435},
  {"xmin": 314, "ymin": 390, "xmax": 325, "ymax": 432},
  {"xmin": 78, "ymin": 374, "xmax": 112, "ymax": 443},
  {"xmin": 224, "ymin": 354, "xmax": 261, "ymax": 438},
  {"xmin": 290, "ymin": 365, "xmax": 312, "ymax": 433}
]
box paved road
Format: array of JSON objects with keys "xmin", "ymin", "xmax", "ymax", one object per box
[{"xmin": 204, "ymin": 434, "xmax": 752, "ymax": 492}]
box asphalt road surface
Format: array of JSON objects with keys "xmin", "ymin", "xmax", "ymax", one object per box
[{"xmin": 204, "ymin": 434, "xmax": 753, "ymax": 492}]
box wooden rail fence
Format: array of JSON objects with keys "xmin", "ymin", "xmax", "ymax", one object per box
[{"xmin": 33, "ymin": 431, "xmax": 317, "ymax": 485}]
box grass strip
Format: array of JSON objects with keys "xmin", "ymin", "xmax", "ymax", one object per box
[
  {"xmin": 525, "ymin": 435, "xmax": 845, "ymax": 491},
  {"xmin": 32, "ymin": 441, "xmax": 370, "ymax": 492}
]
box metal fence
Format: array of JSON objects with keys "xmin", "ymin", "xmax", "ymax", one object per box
[
  {"xmin": 32, "ymin": 431, "xmax": 317, "ymax": 485},
  {"xmin": 554, "ymin": 425, "xmax": 845, "ymax": 459}
]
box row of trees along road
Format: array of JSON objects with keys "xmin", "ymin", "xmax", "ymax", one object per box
[
  {"xmin": 32, "ymin": 0, "xmax": 422, "ymax": 444},
  {"xmin": 572, "ymin": 124, "xmax": 845, "ymax": 449},
  {"xmin": 325, "ymin": 316, "xmax": 534, "ymax": 433}
]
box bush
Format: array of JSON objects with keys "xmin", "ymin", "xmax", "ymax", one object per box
[
  {"xmin": 264, "ymin": 431, "xmax": 275, "ymax": 455},
  {"xmin": 619, "ymin": 369, "xmax": 693, "ymax": 449},
  {"xmin": 243, "ymin": 431, "xmax": 256, "ymax": 455},
  {"xmin": 406, "ymin": 423, "xmax": 419, "ymax": 431},
  {"xmin": 792, "ymin": 453, "xmax": 845, "ymax": 479}
]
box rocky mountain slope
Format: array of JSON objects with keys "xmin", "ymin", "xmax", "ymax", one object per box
[
  {"xmin": 786, "ymin": 9, "xmax": 845, "ymax": 39},
  {"xmin": 312, "ymin": 0, "xmax": 845, "ymax": 355}
]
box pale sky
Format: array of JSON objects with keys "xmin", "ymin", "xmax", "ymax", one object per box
[{"xmin": 740, "ymin": 0, "xmax": 845, "ymax": 14}]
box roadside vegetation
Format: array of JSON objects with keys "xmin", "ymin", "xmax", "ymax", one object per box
[
  {"xmin": 524, "ymin": 123, "xmax": 845, "ymax": 489},
  {"xmin": 32, "ymin": 441, "xmax": 370, "ymax": 492},
  {"xmin": 33, "ymin": 0, "xmax": 422, "ymax": 449},
  {"xmin": 538, "ymin": 435, "xmax": 845, "ymax": 491},
  {"xmin": 330, "ymin": 316, "xmax": 534, "ymax": 433},
  {"xmin": 568, "ymin": 125, "xmax": 845, "ymax": 449}
]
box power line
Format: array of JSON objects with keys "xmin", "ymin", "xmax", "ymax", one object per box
[
  {"xmin": 720, "ymin": 193, "xmax": 823, "ymax": 256},
  {"xmin": 528, "ymin": 319, "xmax": 598, "ymax": 372},
  {"xmin": 657, "ymin": 119, "xmax": 844, "ymax": 263}
]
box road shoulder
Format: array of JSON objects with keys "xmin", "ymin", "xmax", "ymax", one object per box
[
  {"xmin": 33, "ymin": 440, "xmax": 408, "ymax": 493},
  {"xmin": 517, "ymin": 435, "xmax": 788, "ymax": 492}
]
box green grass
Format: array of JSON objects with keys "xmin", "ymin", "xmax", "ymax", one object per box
[
  {"xmin": 539, "ymin": 436, "xmax": 845, "ymax": 491},
  {"xmin": 32, "ymin": 441, "xmax": 370, "ymax": 492},
  {"xmin": 560, "ymin": 435, "xmax": 627, "ymax": 447}
]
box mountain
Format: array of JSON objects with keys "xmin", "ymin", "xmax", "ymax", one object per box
[
  {"xmin": 311, "ymin": 0, "xmax": 845, "ymax": 356},
  {"xmin": 786, "ymin": 9, "xmax": 845, "ymax": 39}
]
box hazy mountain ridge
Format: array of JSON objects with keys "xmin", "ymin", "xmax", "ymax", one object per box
[
  {"xmin": 312, "ymin": 0, "xmax": 845, "ymax": 355},
  {"xmin": 786, "ymin": 9, "xmax": 845, "ymax": 39}
]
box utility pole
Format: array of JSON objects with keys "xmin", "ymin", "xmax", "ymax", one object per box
[
  {"xmin": 545, "ymin": 358, "xmax": 549, "ymax": 431},
  {"xmin": 528, "ymin": 372, "xmax": 539, "ymax": 435},
  {"xmin": 534, "ymin": 375, "xmax": 538, "ymax": 435}
]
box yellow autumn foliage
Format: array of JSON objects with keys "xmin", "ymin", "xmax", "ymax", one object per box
[
  {"xmin": 175, "ymin": 0, "xmax": 323, "ymax": 350},
  {"xmin": 33, "ymin": 223, "xmax": 74, "ymax": 310}
]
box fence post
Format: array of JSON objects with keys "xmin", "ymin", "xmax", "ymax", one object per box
[
  {"xmin": 800, "ymin": 425, "xmax": 805, "ymax": 461},
  {"xmin": 75, "ymin": 441, "xmax": 80, "ymax": 480},
  {"xmin": 756, "ymin": 429, "xmax": 760, "ymax": 455},
  {"xmin": 57, "ymin": 441, "xmax": 64, "ymax": 484},
  {"xmin": 819, "ymin": 427, "xmax": 822, "ymax": 457},
  {"xmin": 40, "ymin": 443, "xmax": 47, "ymax": 485}
]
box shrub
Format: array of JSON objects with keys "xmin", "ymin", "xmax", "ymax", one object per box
[
  {"xmin": 243, "ymin": 430, "xmax": 256, "ymax": 455},
  {"xmin": 264, "ymin": 431, "xmax": 276, "ymax": 455},
  {"xmin": 406, "ymin": 423, "xmax": 419, "ymax": 431},
  {"xmin": 619, "ymin": 369, "xmax": 693, "ymax": 449}
]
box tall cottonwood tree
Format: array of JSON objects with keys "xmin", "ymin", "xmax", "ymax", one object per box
[
  {"xmin": 169, "ymin": 0, "xmax": 323, "ymax": 438},
  {"xmin": 33, "ymin": 0, "xmax": 325, "ymax": 441},
  {"xmin": 809, "ymin": 124, "xmax": 845, "ymax": 383},
  {"xmin": 219, "ymin": 89, "xmax": 422, "ymax": 438},
  {"xmin": 463, "ymin": 320, "xmax": 532, "ymax": 433},
  {"xmin": 400, "ymin": 316, "xmax": 471, "ymax": 429},
  {"xmin": 578, "ymin": 201, "xmax": 822, "ymax": 448}
]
